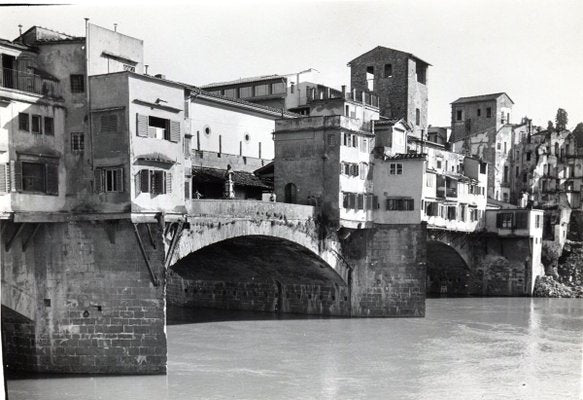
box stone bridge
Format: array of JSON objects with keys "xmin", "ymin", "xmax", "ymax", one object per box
[
  {"xmin": 0, "ymin": 199, "xmax": 426, "ymax": 375},
  {"xmin": 426, "ymin": 228, "xmax": 539, "ymax": 297}
]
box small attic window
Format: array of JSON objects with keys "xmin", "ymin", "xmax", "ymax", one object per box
[{"xmin": 415, "ymin": 62, "xmax": 426, "ymax": 85}]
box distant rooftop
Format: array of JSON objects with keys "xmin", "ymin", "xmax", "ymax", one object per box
[
  {"xmin": 347, "ymin": 46, "xmax": 432, "ymax": 67},
  {"xmin": 201, "ymin": 74, "xmax": 286, "ymax": 89},
  {"xmin": 451, "ymin": 92, "xmax": 514, "ymax": 105}
]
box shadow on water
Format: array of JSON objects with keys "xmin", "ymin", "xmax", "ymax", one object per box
[{"xmin": 166, "ymin": 304, "xmax": 346, "ymax": 325}]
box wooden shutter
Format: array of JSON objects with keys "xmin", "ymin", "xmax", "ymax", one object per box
[
  {"xmin": 169, "ymin": 121, "xmax": 180, "ymax": 143},
  {"xmin": 136, "ymin": 114, "xmax": 148, "ymax": 137},
  {"xmin": 94, "ymin": 168, "xmax": 103, "ymax": 193},
  {"xmin": 165, "ymin": 172, "xmax": 172, "ymax": 194},
  {"xmin": 0, "ymin": 163, "xmax": 8, "ymax": 193},
  {"xmin": 12, "ymin": 161, "xmax": 22, "ymax": 192},
  {"xmin": 115, "ymin": 168, "xmax": 123, "ymax": 192},
  {"xmin": 46, "ymin": 163, "xmax": 59, "ymax": 195},
  {"xmin": 140, "ymin": 169, "xmax": 150, "ymax": 193},
  {"xmin": 135, "ymin": 171, "xmax": 141, "ymax": 195}
]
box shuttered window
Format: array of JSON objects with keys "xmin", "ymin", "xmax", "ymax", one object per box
[
  {"xmin": 44, "ymin": 117, "xmax": 54, "ymax": 136},
  {"xmin": 12, "ymin": 160, "xmax": 59, "ymax": 195},
  {"xmin": 0, "ymin": 164, "xmax": 10, "ymax": 193},
  {"xmin": 19, "ymin": 113, "xmax": 29, "ymax": 131},
  {"xmin": 94, "ymin": 167, "xmax": 124, "ymax": 193},
  {"xmin": 100, "ymin": 114, "xmax": 118, "ymax": 134},
  {"xmin": 386, "ymin": 198, "xmax": 414, "ymax": 211},
  {"xmin": 135, "ymin": 168, "xmax": 171, "ymax": 195},
  {"xmin": 136, "ymin": 113, "xmax": 180, "ymax": 143}
]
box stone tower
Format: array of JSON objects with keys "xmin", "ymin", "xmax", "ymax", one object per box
[{"xmin": 348, "ymin": 46, "xmax": 430, "ymax": 139}]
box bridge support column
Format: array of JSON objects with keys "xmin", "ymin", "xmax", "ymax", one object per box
[
  {"xmin": 343, "ymin": 223, "xmax": 427, "ymax": 317},
  {"xmin": 1, "ymin": 219, "xmax": 167, "ymax": 374}
]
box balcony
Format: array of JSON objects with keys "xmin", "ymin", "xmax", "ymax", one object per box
[{"xmin": 1, "ymin": 67, "xmax": 60, "ymax": 98}]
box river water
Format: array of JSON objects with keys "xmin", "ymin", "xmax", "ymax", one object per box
[{"xmin": 6, "ymin": 298, "xmax": 583, "ymax": 400}]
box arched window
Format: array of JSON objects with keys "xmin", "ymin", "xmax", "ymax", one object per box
[{"xmin": 284, "ymin": 183, "xmax": 297, "ymax": 204}]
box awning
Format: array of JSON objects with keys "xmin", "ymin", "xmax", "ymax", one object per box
[{"xmin": 135, "ymin": 153, "xmax": 176, "ymax": 165}]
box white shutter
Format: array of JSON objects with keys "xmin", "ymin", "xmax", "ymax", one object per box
[{"xmin": 136, "ymin": 114, "xmax": 148, "ymax": 137}]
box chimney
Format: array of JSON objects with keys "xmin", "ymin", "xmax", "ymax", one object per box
[
  {"xmin": 18, "ymin": 24, "xmax": 22, "ymax": 37},
  {"xmin": 341, "ymin": 85, "xmax": 346, "ymax": 96},
  {"xmin": 144, "ymin": 64, "xmax": 149, "ymax": 75},
  {"xmin": 114, "ymin": 23, "xmax": 118, "ymax": 32}
]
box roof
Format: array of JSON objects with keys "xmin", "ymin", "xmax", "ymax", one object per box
[
  {"xmin": 451, "ymin": 92, "xmax": 514, "ymax": 105},
  {"xmin": 0, "ymin": 37, "xmax": 33, "ymax": 51},
  {"xmin": 486, "ymin": 197, "xmax": 519, "ymax": 209},
  {"xmin": 189, "ymin": 86, "xmax": 300, "ymax": 118},
  {"xmin": 347, "ymin": 46, "xmax": 432, "ymax": 67},
  {"xmin": 383, "ymin": 153, "xmax": 427, "ymax": 160},
  {"xmin": 201, "ymin": 74, "xmax": 286, "ymax": 89},
  {"xmin": 32, "ymin": 67, "xmax": 59, "ymax": 82},
  {"xmin": 191, "ymin": 167, "xmax": 270, "ymax": 189}
]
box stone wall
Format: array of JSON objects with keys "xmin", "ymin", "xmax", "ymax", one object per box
[
  {"xmin": 1, "ymin": 220, "xmax": 167, "ymax": 374},
  {"xmin": 342, "ymin": 223, "xmax": 427, "ymax": 317},
  {"xmin": 167, "ymin": 276, "xmax": 351, "ymax": 316}
]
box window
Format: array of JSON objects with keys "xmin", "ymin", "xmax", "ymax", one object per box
[
  {"xmin": 31, "ymin": 114, "xmax": 41, "ymax": 134},
  {"xmin": 389, "ymin": 163, "xmax": 403, "ymax": 175},
  {"xmin": 19, "ymin": 160, "xmax": 59, "ymax": 195},
  {"xmin": 456, "ymin": 110, "xmax": 462, "ymax": 121},
  {"xmin": 345, "ymin": 105, "xmax": 349, "ymax": 117},
  {"xmin": 19, "ymin": 113, "xmax": 29, "ymax": 131},
  {"xmin": 477, "ymin": 108, "xmax": 481, "ymax": 117},
  {"xmin": 415, "ymin": 108, "xmax": 420, "ymax": 126},
  {"xmin": 136, "ymin": 114, "xmax": 180, "ymax": 142},
  {"xmin": 357, "ymin": 194, "xmax": 364, "ymax": 210},
  {"xmin": 359, "ymin": 163, "xmax": 368, "ymax": 179},
  {"xmin": 70, "ymin": 74, "xmax": 85, "ymax": 93},
  {"xmin": 516, "ymin": 166, "xmax": 519, "ymax": 177},
  {"xmin": 239, "ymin": 86, "xmax": 252, "ymax": 98},
  {"xmin": 254, "ymin": 84, "xmax": 269, "ymax": 96},
  {"xmin": 386, "ymin": 198, "xmax": 414, "ymax": 211},
  {"xmin": 384, "ymin": 63, "xmax": 392, "ymax": 78},
  {"xmin": 95, "ymin": 167, "xmax": 124, "ymax": 193},
  {"xmin": 515, "ymin": 212, "xmax": 528, "ymax": 229},
  {"xmin": 504, "ymin": 166, "xmax": 509, "ymax": 183},
  {"xmin": 447, "ymin": 206, "xmax": 456, "ymax": 220},
  {"xmin": 351, "ymin": 134, "xmax": 358, "ymax": 148},
  {"xmin": 459, "ymin": 204, "xmax": 467, "ymax": 222},
  {"xmin": 360, "ymin": 138, "xmax": 367, "ymax": 152},
  {"xmin": 504, "ymin": 142, "xmax": 507, "ymax": 154},
  {"xmin": 486, "ymin": 107, "xmax": 492, "ymax": 118},
  {"xmin": 496, "ymin": 213, "xmax": 513, "ymax": 228},
  {"xmin": 497, "ymin": 142, "xmax": 501, "ymax": 150},
  {"xmin": 123, "ymin": 64, "xmax": 135, "ymax": 72},
  {"xmin": 271, "ymin": 82, "xmax": 285, "ymax": 94},
  {"xmin": 223, "ymin": 88, "xmax": 236, "ymax": 98},
  {"xmin": 503, "ymin": 192, "xmax": 509, "ymax": 203},
  {"xmin": 479, "ymin": 162, "xmax": 487, "ymax": 174},
  {"xmin": 327, "ymin": 134, "xmax": 336, "ymax": 147},
  {"xmin": 526, "ymin": 152, "xmax": 531, "ymax": 161},
  {"xmin": 535, "ymin": 215, "xmax": 541, "ymax": 228},
  {"xmin": 366, "ymin": 66, "xmax": 374, "ymax": 90},
  {"xmin": 416, "ymin": 63, "xmax": 426, "ymax": 84},
  {"xmin": 436, "ymin": 159, "xmax": 442, "ymax": 169},
  {"xmin": 522, "ymin": 172, "xmax": 527, "ymax": 183},
  {"xmin": 470, "ymin": 208, "xmax": 479, "ymax": 222},
  {"xmin": 101, "ymin": 113, "xmax": 119, "ymax": 134},
  {"xmin": 71, "ymin": 132, "xmax": 84, "ymax": 152},
  {"xmin": 44, "ymin": 117, "xmax": 54, "ymax": 136}
]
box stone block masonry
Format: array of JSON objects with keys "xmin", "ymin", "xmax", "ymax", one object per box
[
  {"xmin": 1, "ymin": 220, "xmax": 167, "ymax": 374},
  {"xmin": 343, "ymin": 223, "xmax": 427, "ymax": 317}
]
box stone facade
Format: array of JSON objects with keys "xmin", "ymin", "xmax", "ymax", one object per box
[
  {"xmin": 348, "ymin": 46, "xmax": 429, "ymax": 139},
  {"xmin": 1, "ymin": 220, "xmax": 166, "ymax": 374}
]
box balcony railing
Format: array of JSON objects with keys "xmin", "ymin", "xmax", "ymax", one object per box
[{"xmin": 0, "ymin": 67, "xmax": 59, "ymax": 97}]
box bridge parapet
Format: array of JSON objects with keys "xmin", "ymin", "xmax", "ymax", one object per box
[{"xmin": 187, "ymin": 199, "xmax": 316, "ymax": 221}]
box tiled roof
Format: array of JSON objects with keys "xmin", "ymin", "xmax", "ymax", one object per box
[
  {"xmin": 347, "ymin": 46, "xmax": 432, "ymax": 67},
  {"xmin": 0, "ymin": 38, "xmax": 32, "ymax": 51},
  {"xmin": 451, "ymin": 92, "xmax": 514, "ymax": 105},
  {"xmin": 192, "ymin": 167, "xmax": 270, "ymax": 189},
  {"xmin": 383, "ymin": 153, "xmax": 427, "ymax": 160},
  {"xmin": 201, "ymin": 74, "xmax": 285, "ymax": 89}
]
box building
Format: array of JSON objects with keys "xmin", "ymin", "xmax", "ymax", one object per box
[
  {"xmin": 450, "ymin": 92, "xmax": 515, "ymax": 202},
  {"xmin": 348, "ymin": 46, "xmax": 430, "ymax": 139}
]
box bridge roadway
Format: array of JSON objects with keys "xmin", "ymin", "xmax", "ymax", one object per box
[{"xmin": 0, "ymin": 199, "xmax": 536, "ymax": 375}]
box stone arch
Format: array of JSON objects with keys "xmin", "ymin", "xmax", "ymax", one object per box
[
  {"xmin": 426, "ymin": 239, "xmax": 474, "ymax": 296},
  {"xmin": 170, "ymin": 218, "xmax": 349, "ymax": 283},
  {"xmin": 166, "ymin": 218, "xmax": 351, "ymax": 316}
]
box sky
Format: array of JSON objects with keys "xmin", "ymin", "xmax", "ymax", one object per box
[{"xmin": 1, "ymin": 0, "xmax": 582, "ymax": 128}]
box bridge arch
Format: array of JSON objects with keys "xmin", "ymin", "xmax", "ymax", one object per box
[
  {"xmin": 426, "ymin": 236, "xmax": 475, "ymax": 296},
  {"xmin": 167, "ymin": 217, "xmax": 351, "ymax": 316}
]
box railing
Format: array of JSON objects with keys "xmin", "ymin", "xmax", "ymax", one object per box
[
  {"xmin": 344, "ymin": 90, "xmax": 379, "ymax": 107},
  {"xmin": 446, "ymin": 187, "xmax": 457, "ymax": 198},
  {"xmin": 187, "ymin": 199, "xmax": 316, "ymax": 221},
  {"xmin": 0, "ymin": 67, "xmax": 59, "ymax": 97}
]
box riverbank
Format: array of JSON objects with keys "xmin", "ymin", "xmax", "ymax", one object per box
[
  {"xmin": 535, "ymin": 239, "xmax": 583, "ymax": 298},
  {"xmin": 533, "ymin": 275, "xmax": 583, "ymax": 298}
]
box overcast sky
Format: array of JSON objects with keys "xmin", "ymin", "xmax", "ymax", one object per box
[{"xmin": 1, "ymin": 0, "xmax": 582, "ymax": 128}]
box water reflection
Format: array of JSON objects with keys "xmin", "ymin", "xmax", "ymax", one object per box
[{"xmin": 7, "ymin": 298, "xmax": 583, "ymax": 400}]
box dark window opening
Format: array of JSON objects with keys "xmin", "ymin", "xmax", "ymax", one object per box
[
  {"xmin": 22, "ymin": 162, "xmax": 46, "ymax": 192},
  {"xmin": 477, "ymin": 108, "xmax": 481, "ymax": 117},
  {"xmin": 456, "ymin": 110, "xmax": 462, "ymax": 121},
  {"xmin": 31, "ymin": 114, "xmax": 41, "ymax": 134},
  {"xmin": 486, "ymin": 107, "xmax": 492, "ymax": 118},
  {"xmin": 284, "ymin": 183, "xmax": 297, "ymax": 204},
  {"xmin": 70, "ymin": 74, "xmax": 85, "ymax": 93},
  {"xmin": 71, "ymin": 132, "xmax": 84, "ymax": 152},
  {"xmin": 416, "ymin": 63, "xmax": 427, "ymax": 84},
  {"xmin": 101, "ymin": 114, "xmax": 119, "ymax": 134},
  {"xmin": 416, "ymin": 108, "xmax": 420, "ymax": 126},
  {"xmin": 44, "ymin": 117, "xmax": 54, "ymax": 136},
  {"xmin": 18, "ymin": 113, "xmax": 29, "ymax": 131},
  {"xmin": 384, "ymin": 63, "xmax": 392, "ymax": 78}
]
